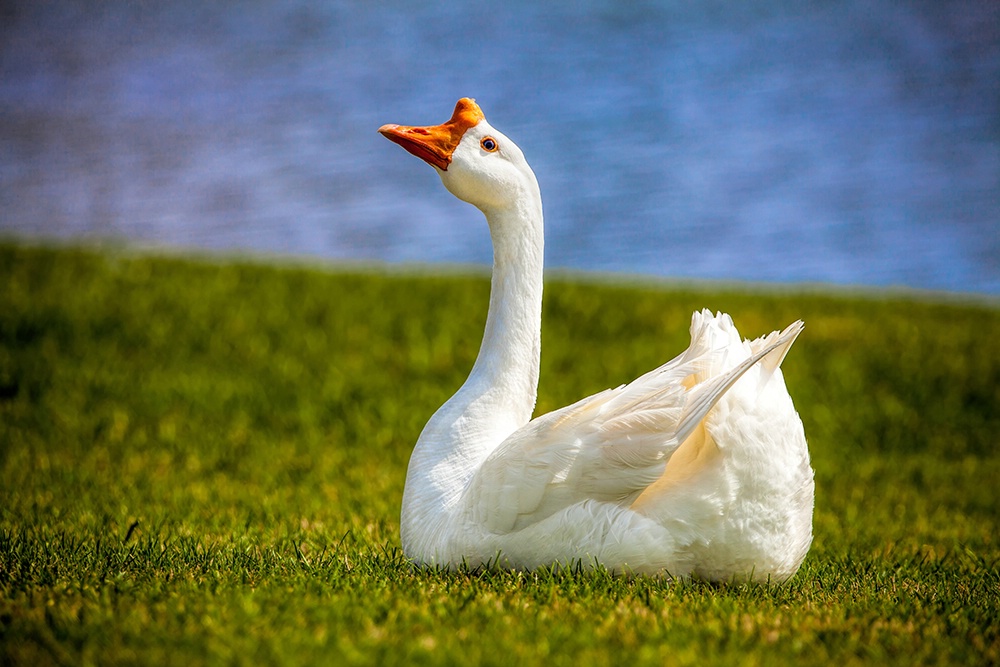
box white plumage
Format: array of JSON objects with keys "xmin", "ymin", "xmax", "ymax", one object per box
[{"xmin": 379, "ymin": 98, "xmax": 814, "ymax": 581}]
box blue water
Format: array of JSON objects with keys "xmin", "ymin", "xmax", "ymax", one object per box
[{"xmin": 2, "ymin": 1, "xmax": 998, "ymax": 294}]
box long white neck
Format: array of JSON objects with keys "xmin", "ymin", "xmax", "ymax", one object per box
[
  {"xmin": 401, "ymin": 179, "xmax": 544, "ymax": 553},
  {"xmin": 468, "ymin": 196, "xmax": 545, "ymax": 426}
]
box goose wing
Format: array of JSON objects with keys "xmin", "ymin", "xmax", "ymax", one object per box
[{"xmin": 465, "ymin": 313, "xmax": 804, "ymax": 534}]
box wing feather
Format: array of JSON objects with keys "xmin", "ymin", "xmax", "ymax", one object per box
[{"xmin": 465, "ymin": 313, "xmax": 803, "ymax": 535}]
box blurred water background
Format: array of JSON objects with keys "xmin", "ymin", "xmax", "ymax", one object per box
[{"xmin": 1, "ymin": 1, "xmax": 997, "ymax": 295}]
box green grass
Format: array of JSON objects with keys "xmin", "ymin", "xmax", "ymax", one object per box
[{"xmin": 0, "ymin": 241, "xmax": 997, "ymax": 666}]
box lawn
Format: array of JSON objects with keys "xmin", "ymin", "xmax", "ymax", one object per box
[{"xmin": 1, "ymin": 241, "xmax": 997, "ymax": 666}]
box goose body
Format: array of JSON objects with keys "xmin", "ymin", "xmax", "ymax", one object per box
[{"xmin": 379, "ymin": 99, "xmax": 814, "ymax": 581}]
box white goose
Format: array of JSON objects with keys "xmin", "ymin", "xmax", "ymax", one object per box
[{"xmin": 379, "ymin": 98, "xmax": 814, "ymax": 582}]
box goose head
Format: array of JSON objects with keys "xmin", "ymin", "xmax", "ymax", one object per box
[{"xmin": 379, "ymin": 98, "xmax": 539, "ymax": 214}]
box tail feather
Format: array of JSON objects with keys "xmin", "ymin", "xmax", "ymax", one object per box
[{"xmin": 675, "ymin": 321, "xmax": 803, "ymax": 444}]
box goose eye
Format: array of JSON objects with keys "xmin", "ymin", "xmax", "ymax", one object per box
[{"xmin": 480, "ymin": 137, "xmax": 499, "ymax": 152}]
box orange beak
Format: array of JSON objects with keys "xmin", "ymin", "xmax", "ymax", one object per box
[{"xmin": 379, "ymin": 98, "xmax": 485, "ymax": 171}]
